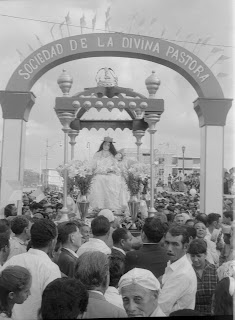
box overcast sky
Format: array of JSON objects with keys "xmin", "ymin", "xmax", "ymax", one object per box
[{"xmin": 0, "ymin": 0, "xmax": 234, "ymax": 173}]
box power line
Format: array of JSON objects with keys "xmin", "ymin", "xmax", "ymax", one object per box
[{"xmin": 0, "ymin": 12, "xmax": 234, "ymax": 49}]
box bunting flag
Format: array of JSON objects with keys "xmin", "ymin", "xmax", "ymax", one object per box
[
  {"xmin": 160, "ymin": 27, "xmax": 166, "ymax": 38},
  {"xmin": 204, "ymin": 46, "xmax": 224, "ymax": 62},
  {"xmin": 211, "ymin": 47, "xmax": 224, "ymax": 54},
  {"xmin": 16, "ymin": 49, "xmax": 25, "ymax": 62},
  {"xmin": 92, "ymin": 13, "xmax": 97, "ymax": 32},
  {"xmin": 195, "ymin": 35, "xmax": 212, "ymax": 55},
  {"xmin": 217, "ymin": 72, "xmax": 229, "ymax": 78},
  {"xmin": 128, "ymin": 13, "xmax": 138, "ymax": 33},
  {"xmin": 35, "ymin": 34, "xmax": 43, "ymax": 47},
  {"xmin": 59, "ymin": 20, "xmax": 65, "ymax": 38},
  {"xmin": 150, "ymin": 17, "xmax": 157, "ymax": 25},
  {"xmin": 105, "ymin": 16, "xmax": 111, "ymax": 32},
  {"xmin": 27, "ymin": 43, "xmax": 34, "ymax": 52},
  {"xmin": 192, "ymin": 37, "xmax": 203, "ymax": 53},
  {"xmin": 105, "ymin": 6, "xmax": 111, "ymax": 19},
  {"xmin": 50, "ymin": 23, "xmax": 56, "ymax": 40},
  {"xmin": 80, "ymin": 14, "xmax": 86, "ymax": 34},
  {"xmin": 175, "ymin": 27, "xmax": 181, "ymax": 38},
  {"xmin": 65, "ymin": 12, "xmax": 71, "ymax": 36},
  {"xmin": 138, "ymin": 18, "xmax": 145, "ymax": 27},
  {"xmin": 31, "ymin": 187, "xmax": 46, "ymax": 203},
  {"xmin": 210, "ymin": 54, "xmax": 230, "ymax": 68},
  {"xmin": 182, "ymin": 33, "xmax": 193, "ymax": 47}
]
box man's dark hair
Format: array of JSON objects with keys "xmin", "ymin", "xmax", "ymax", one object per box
[
  {"xmin": 223, "ymin": 211, "xmax": 233, "ymax": 221},
  {"xmin": 169, "ymin": 309, "xmax": 202, "ymax": 316},
  {"xmin": 167, "ymin": 225, "xmax": 190, "ymax": 244},
  {"xmin": 30, "ymin": 219, "xmax": 57, "ymax": 249},
  {"xmin": 109, "ymin": 256, "xmax": 125, "ymax": 287},
  {"xmin": 112, "ymin": 228, "xmax": 129, "ymax": 245},
  {"xmin": 40, "ymin": 278, "xmax": 88, "ymax": 319},
  {"xmin": 75, "ymin": 251, "xmax": 109, "ymax": 290},
  {"xmin": 195, "ymin": 213, "xmax": 208, "ymax": 226},
  {"xmin": 4, "ymin": 204, "xmax": 15, "ymax": 218},
  {"xmin": 187, "ymin": 238, "xmax": 207, "ymax": 255},
  {"xmin": 0, "ymin": 219, "xmax": 10, "ymax": 234},
  {"xmin": 207, "ymin": 213, "xmax": 221, "ymax": 225},
  {"xmin": 11, "ymin": 216, "xmax": 29, "ymax": 235},
  {"xmin": 55, "ymin": 203, "xmax": 63, "ymax": 211},
  {"xmin": 30, "ymin": 203, "xmax": 44, "ymax": 211},
  {"xmin": 0, "ymin": 233, "xmax": 9, "ymax": 250},
  {"xmin": 58, "ymin": 222, "xmax": 78, "ymax": 244},
  {"xmin": 91, "ymin": 216, "xmax": 110, "ymax": 237},
  {"xmin": 185, "ymin": 226, "xmax": 197, "ymax": 239},
  {"xmin": 185, "ymin": 219, "xmax": 194, "ymax": 225},
  {"xmin": 143, "ymin": 217, "xmax": 168, "ymax": 243}
]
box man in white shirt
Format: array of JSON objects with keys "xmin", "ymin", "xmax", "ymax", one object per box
[
  {"xmin": 7, "ymin": 216, "xmax": 32, "ymax": 260},
  {"xmin": 158, "ymin": 225, "xmax": 197, "ymax": 316},
  {"xmin": 77, "ymin": 216, "xmax": 111, "ymax": 257},
  {"xmin": 2, "ymin": 219, "xmax": 61, "ymax": 320}
]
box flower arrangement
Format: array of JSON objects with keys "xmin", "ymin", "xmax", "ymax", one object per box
[
  {"xmin": 57, "ymin": 160, "xmax": 94, "ymax": 196},
  {"xmin": 123, "ymin": 162, "xmax": 150, "ymax": 196}
]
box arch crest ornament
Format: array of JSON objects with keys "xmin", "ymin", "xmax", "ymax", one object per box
[{"xmin": 6, "ymin": 33, "xmax": 223, "ymax": 98}]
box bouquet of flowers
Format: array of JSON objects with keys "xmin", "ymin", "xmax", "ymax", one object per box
[
  {"xmin": 123, "ymin": 162, "xmax": 150, "ymax": 196},
  {"xmin": 57, "ymin": 160, "xmax": 94, "ymax": 196}
]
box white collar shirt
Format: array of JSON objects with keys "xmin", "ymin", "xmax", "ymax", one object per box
[
  {"xmin": 150, "ymin": 305, "xmax": 166, "ymax": 317},
  {"xmin": 77, "ymin": 238, "xmax": 111, "ymax": 257},
  {"xmin": 158, "ymin": 254, "xmax": 197, "ymax": 316},
  {"xmin": 2, "ymin": 248, "xmax": 61, "ymax": 320},
  {"xmin": 104, "ymin": 286, "xmax": 125, "ymax": 310},
  {"xmin": 112, "ymin": 246, "xmax": 126, "ymax": 256},
  {"xmin": 7, "ymin": 236, "xmax": 27, "ymax": 261},
  {"xmin": 63, "ymin": 247, "xmax": 78, "ymax": 258}
]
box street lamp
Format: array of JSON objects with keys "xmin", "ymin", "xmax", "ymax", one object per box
[{"xmin": 182, "ymin": 145, "xmax": 186, "ymax": 175}]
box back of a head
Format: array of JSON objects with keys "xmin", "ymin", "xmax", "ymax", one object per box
[
  {"xmin": 74, "ymin": 251, "xmax": 109, "ymax": 290},
  {"xmin": 30, "ymin": 219, "xmax": 57, "ymax": 249},
  {"xmin": 40, "ymin": 278, "xmax": 88, "ymax": 319},
  {"xmin": 195, "ymin": 213, "xmax": 208, "ymax": 226},
  {"xmin": 11, "ymin": 216, "xmax": 29, "ymax": 236},
  {"xmin": 207, "ymin": 212, "xmax": 220, "ymax": 225},
  {"xmin": 185, "ymin": 225, "xmax": 197, "ymax": 240},
  {"xmin": 167, "ymin": 225, "xmax": 190, "ymax": 245},
  {"xmin": 0, "ymin": 219, "xmax": 10, "ymax": 235},
  {"xmin": 155, "ymin": 212, "xmax": 168, "ymax": 224},
  {"xmin": 143, "ymin": 217, "xmax": 168, "ymax": 243},
  {"xmin": 214, "ymin": 277, "xmax": 233, "ymax": 315},
  {"xmin": 58, "ymin": 222, "xmax": 78, "ymax": 245},
  {"xmin": 109, "ymin": 255, "xmax": 125, "ymax": 287},
  {"xmin": 4, "ymin": 204, "xmax": 15, "ymax": 218},
  {"xmin": 91, "ymin": 216, "xmax": 110, "ymax": 237},
  {"xmin": 169, "ymin": 309, "xmax": 202, "ymax": 316},
  {"xmin": 223, "ymin": 211, "xmax": 234, "ymax": 221},
  {"xmin": 187, "ymin": 238, "xmax": 207, "ymax": 255},
  {"xmin": 0, "ymin": 232, "xmax": 9, "ymax": 250},
  {"xmin": 112, "ymin": 228, "xmax": 128, "ymax": 246}
]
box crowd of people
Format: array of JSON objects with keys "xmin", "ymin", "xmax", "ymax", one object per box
[
  {"xmin": 0, "ymin": 136, "xmax": 234, "ymax": 319},
  {"xmin": 0, "ymin": 198, "xmax": 234, "ymax": 318}
]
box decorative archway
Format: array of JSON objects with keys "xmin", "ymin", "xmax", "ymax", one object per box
[{"xmin": 0, "ymin": 32, "xmax": 232, "ymax": 216}]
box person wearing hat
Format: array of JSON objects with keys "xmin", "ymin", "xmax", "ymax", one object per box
[
  {"xmin": 88, "ymin": 137, "xmax": 124, "ymax": 213},
  {"xmin": 118, "ymin": 268, "xmax": 165, "ymax": 317}
]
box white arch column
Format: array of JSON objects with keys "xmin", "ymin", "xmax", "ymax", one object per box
[
  {"xmin": 194, "ymin": 98, "xmax": 232, "ymax": 216},
  {"xmin": 0, "ymin": 91, "xmax": 35, "ymax": 216}
]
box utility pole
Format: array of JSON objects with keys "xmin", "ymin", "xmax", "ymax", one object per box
[{"xmin": 45, "ymin": 139, "xmax": 49, "ymax": 188}]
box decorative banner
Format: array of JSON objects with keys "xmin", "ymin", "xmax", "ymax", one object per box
[{"xmin": 31, "ymin": 187, "xmax": 46, "ymax": 202}]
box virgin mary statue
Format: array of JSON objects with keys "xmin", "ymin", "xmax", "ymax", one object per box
[{"xmin": 88, "ymin": 136, "xmax": 125, "ymax": 212}]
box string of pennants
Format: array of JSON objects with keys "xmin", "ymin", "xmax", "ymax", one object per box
[{"xmin": 15, "ymin": 7, "xmax": 230, "ymax": 79}]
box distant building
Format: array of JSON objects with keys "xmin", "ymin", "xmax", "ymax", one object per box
[
  {"xmin": 41, "ymin": 169, "xmax": 63, "ymax": 189},
  {"xmin": 124, "ymin": 148, "xmax": 200, "ymax": 184}
]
